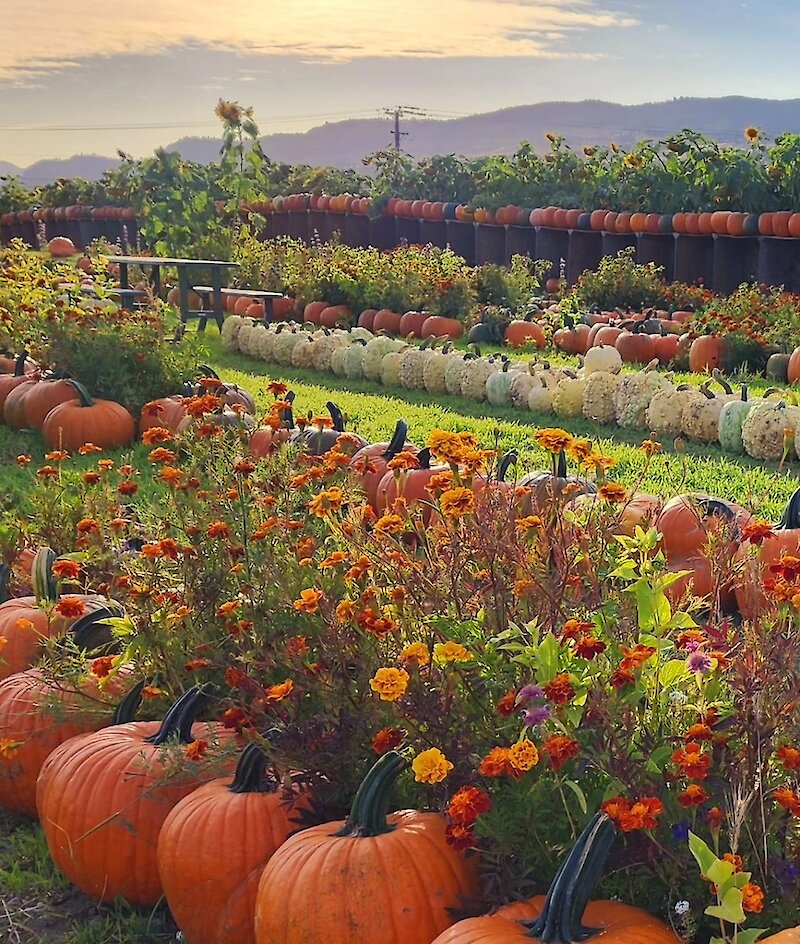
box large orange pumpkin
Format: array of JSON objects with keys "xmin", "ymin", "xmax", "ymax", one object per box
[
  {"xmin": 349, "ymin": 420, "xmax": 418, "ymax": 508},
  {"xmin": 787, "ymin": 345, "xmax": 800, "ymax": 383},
  {"xmin": 0, "ymin": 673, "xmax": 142, "ymax": 817},
  {"xmin": 421, "ymin": 315, "xmax": 464, "ymax": 339},
  {"xmin": 48, "ymin": 236, "xmax": 77, "ymax": 257},
  {"xmin": 158, "ymin": 743, "xmax": 312, "ymax": 944},
  {"xmin": 689, "ymin": 335, "xmax": 723, "ymax": 374},
  {"xmin": 2, "ymin": 376, "xmax": 40, "ymax": 428},
  {"xmin": 0, "ymin": 353, "xmax": 37, "ymax": 418},
  {"xmin": 36, "ymin": 686, "xmax": 237, "ymax": 906},
  {"xmin": 373, "ymin": 309, "xmax": 403, "ymax": 334},
  {"xmin": 431, "ymin": 814, "xmax": 678, "ymax": 944},
  {"xmin": 42, "ymin": 381, "xmax": 135, "ymax": 452},
  {"xmin": 505, "ymin": 320, "xmax": 546, "ymax": 349},
  {"xmin": 254, "ymin": 750, "xmax": 479, "ymax": 944},
  {"xmin": 138, "ymin": 396, "xmax": 186, "ymax": 434},
  {"xmin": 374, "ymin": 447, "xmax": 447, "ymax": 525}
]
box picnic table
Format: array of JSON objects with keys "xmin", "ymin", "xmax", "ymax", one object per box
[{"xmin": 106, "ymin": 255, "xmax": 238, "ymax": 332}]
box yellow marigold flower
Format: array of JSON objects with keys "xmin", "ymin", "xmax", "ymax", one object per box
[
  {"xmin": 308, "ymin": 487, "xmax": 344, "ymax": 517},
  {"xmin": 509, "ymin": 738, "xmax": 539, "ymax": 772},
  {"xmin": 0, "ymin": 737, "xmax": 22, "ymax": 759},
  {"xmin": 582, "ymin": 450, "xmax": 616, "ymax": 472},
  {"xmin": 640, "ymin": 438, "xmax": 662, "ymax": 457},
  {"xmin": 374, "ymin": 513, "xmax": 405, "ymax": 537},
  {"xmin": 566, "ymin": 438, "xmax": 593, "ymax": 463},
  {"xmin": 320, "ymin": 551, "xmax": 348, "ymax": 569},
  {"xmin": 412, "ymin": 747, "xmax": 454, "ymax": 784},
  {"xmin": 745, "ymin": 126, "xmax": 760, "ymax": 142},
  {"xmin": 336, "ymin": 598, "xmax": 355, "ymax": 622},
  {"xmin": 293, "ymin": 588, "xmax": 324, "ymax": 614},
  {"xmin": 433, "ymin": 641, "xmax": 472, "ymax": 663},
  {"xmin": 515, "ymin": 515, "xmax": 542, "ymax": 533},
  {"xmin": 514, "ymin": 578, "xmax": 535, "ymax": 597},
  {"xmin": 439, "ymin": 487, "xmax": 475, "ymax": 519},
  {"xmin": 400, "ymin": 642, "xmax": 431, "ymax": 666},
  {"xmin": 426, "ymin": 430, "xmax": 466, "ymax": 465},
  {"xmin": 533, "ymin": 428, "xmax": 573, "ymax": 454},
  {"xmin": 369, "ymin": 666, "xmax": 410, "ymax": 702},
  {"xmin": 598, "ymin": 482, "xmax": 627, "ymax": 503},
  {"xmin": 266, "ymin": 679, "xmax": 294, "ymax": 702},
  {"xmin": 387, "ymin": 451, "xmax": 420, "ymax": 471}
]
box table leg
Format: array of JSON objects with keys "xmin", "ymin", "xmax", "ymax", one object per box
[
  {"xmin": 264, "ymin": 297, "xmax": 274, "ymax": 325},
  {"xmin": 211, "ymin": 267, "xmax": 224, "ymax": 331},
  {"xmin": 118, "ymin": 262, "xmax": 129, "ymax": 290},
  {"xmin": 152, "ymin": 264, "xmax": 162, "ymax": 298},
  {"xmin": 177, "ymin": 265, "xmax": 191, "ymax": 332}
]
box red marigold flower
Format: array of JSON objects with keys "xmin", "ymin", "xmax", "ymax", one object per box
[
  {"xmin": 268, "ymin": 381, "xmax": 289, "ymax": 397},
  {"xmin": 186, "ymin": 739, "xmax": 208, "ymax": 761},
  {"xmin": 90, "ymin": 656, "xmax": 115, "ymax": 678},
  {"xmin": 206, "ymin": 521, "xmax": 231, "ymax": 539},
  {"xmin": 542, "ymin": 734, "xmax": 580, "ymax": 770},
  {"xmin": 706, "ymin": 806, "xmax": 725, "ymax": 829},
  {"xmin": 684, "ymin": 723, "xmax": 713, "ymax": 742},
  {"xmin": 285, "ymin": 635, "xmax": 309, "ymax": 657},
  {"xmin": 36, "ymin": 465, "xmax": 59, "ymax": 479},
  {"xmin": 52, "ymin": 559, "xmax": 81, "ymax": 580},
  {"xmin": 609, "ymin": 667, "xmax": 636, "ymax": 689},
  {"xmin": 677, "ymin": 784, "xmax": 709, "ymax": 807},
  {"xmin": 574, "ymin": 635, "xmax": 606, "ymax": 660},
  {"xmin": 601, "ymin": 796, "xmax": 631, "ymax": 826},
  {"xmin": 445, "ymin": 823, "xmax": 477, "ymax": 851},
  {"xmin": 495, "ymin": 689, "xmax": 518, "ymax": 716},
  {"xmin": 776, "ymin": 745, "xmax": 800, "ymax": 770},
  {"xmin": 619, "ymin": 797, "xmax": 663, "ymax": 832},
  {"xmin": 55, "ymin": 596, "xmax": 87, "ymax": 619},
  {"xmin": 543, "ymin": 673, "xmax": 575, "ymax": 705},
  {"xmin": 478, "ymin": 746, "xmax": 516, "ymax": 778},
  {"xmin": 234, "ymin": 459, "xmax": 256, "ymax": 475},
  {"xmin": 221, "ymin": 707, "xmax": 250, "ymax": 731},
  {"xmin": 771, "ymin": 555, "xmax": 800, "ymax": 581},
  {"xmin": 742, "ymin": 882, "xmax": 764, "ymax": 914},
  {"xmin": 741, "ymin": 520, "xmax": 774, "ymax": 545},
  {"xmin": 16, "ymin": 454, "xmax": 32, "ymax": 466},
  {"xmin": 82, "ymin": 471, "xmax": 101, "ymax": 485},
  {"xmin": 774, "ymin": 787, "xmax": 800, "ymax": 816},
  {"xmin": 372, "ymin": 727, "xmax": 404, "ymax": 755},
  {"xmin": 447, "ymin": 786, "xmax": 491, "ymax": 825},
  {"xmin": 141, "ymin": 427, "xmax": 174, "ymax": 445},
  {"xmin": 672, "ymin": 742, "xmax": 711, "ymax": 780},
  {"xmin": 619, "ymin": 644, "xmax": 657, "ymax": 671},
  {"xmin": 677, "ymin": 629, "xmax": 709, "ymax": 651},
  {"xmin": 224, "ymin": 667, "xmax": 248, "ymax": 688}
]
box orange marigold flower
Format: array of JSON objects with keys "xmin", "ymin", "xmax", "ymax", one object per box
[
  {"xmin": 206, "ymin": 521, "xmax": 230, "ymax": 539},
  {"xmin": 774, "ymin": 787, "xmax": 800, "ymax": 816},
  {"xmin": 706, "ymin": 806, "xmax": 725, "ymax": 829},
  {"xmin": 372, "ymin": 727, "xmax": 404, "ymax": 755},
  {"xmin": 148, "ymin": 447, "xmax": 177, "ymax": 464},
  {"xmin": 543, "ymin": 673, "xmax": 575, "ymax": 705},
  {"xmin": 742, "ymin": 883, "xmax": 764, "ymax": 913},
  {"xmin": 684, "ymin": 723, "xmax": 713, "ymax": 742},
  {"xmin": 723, "ymin": 853, "xmax": 743, "ymax": 872},
  {"xmin": 598, "ymin": 483, "xmax": 627, "ymax": 503},
  {"xmin": 439, "ymin": 487, "xmax": 475, "ymax": 519},
  {"xmin": 369, "ymin": 666, "xmax": 409, "ymax": 702},
  {"xmin": 52, "ymin": 559, "xmax": 81, "ymax": 580},
  {"xmin": 308, "ymin": 487, "xmax": 344, "ymax": 517},
  {"xmin": 677, "ymin": 629, "xmax": 709, "ymax": 650},
  {"xmin": 561, "ymin": 619, "xmax": 594, "ymax": 641},
  {"xmin": 117, "ymin": 479, "xmax": 139, "ymax": 497},
  {"xmin": 293, "ymin": 588, "xmax": 324, "ymax": 614},
  {"xmin": 55, "ymin": 596, "xmax": 86, "ymax": 619},
  {"xmin": 448, "ymin": 786, "xmax": 491, "ymax": 825},
  {"xmin": 266, "ymin": 679, "xmax": 294, "ymax": 702},
  {"xmin": 16, "ymin": 454, "xmax": 31, "ymax": 466},
  {"xmin": 478, "ymin": 746, "xmax": 515, "ymax": 778},
  {"xmin": 359, "ymin": 610, "xmax": 397, "ymax": 637},
  {"xmin": 399, "ymin": 642, "xmax": 430, "ymax": 666},
  {"xmin": 672, "ymin": 742, "xmax": 711, "ymax": 780},
  {"xmin": 777, "ymin": 745, "xmax": 800, "ymax": 770},
  {"xmin": 336, "ymin": 598, "xmax": 355, "ymax": 622},
  {"xmin": 677, "ymin": 784, "xmax": 709, "ymax": 807},
  {"xmin": 582, "ymin": 450, "xmax": 616, "ymax": 473},
  {"xmin": 445, "ymin": 823, "xmax": 477, "ymax": 851},
  {"xmin": 533, "ymin": 428, "xmax": 573, "ymax": 454},
  {"xmin": 186, "ymin": 739, "xmax": 208, "ymax": 761},
  {"xmin": 508, "ymin": 738, "xmax": 539, "ymax": 772},
  {"xmin": 285, "ymin": 635, "xmax": 309, "ymax": 658},
  {"xmin": 320, "ymin": 551, "xmax": 348, "ymax": 569},
  {"xmin": 412, "ymin": 747, "xmax": 453, "ymax": 784},
  {"xmin": 45, "ymin": 449, "xmax": 70, "ymax": 462},
  {"xmin": 514, "ymin": 578, "xmax": 535, "ymax": 598},
  {"xmin": 515, "ymin": 515, "xmax": 543, "ymax": 533},
  {"xmin": 601, "ymin": 796, "xmax": 630, "ymax": 825},
  {"xmin": 426, "ymin": 430, "xmax": 470, "ymax": 465},
  {"xmin": 184, "ymin": 393, "xmax": 222, "ymax": 417},
  {"xmin": 97, "ymin": 459, "xmax": 115, "ymax": 471},
  {"xmin": 0, "ymin": 737, "xmax": 22, "ymax": 758},
  {"xmin": 82, "ymin": 471, "xmax": 101, "ymax": 485},
  {"xmin": 742, "ymin": 520, "xmax": 774, "ymax": 544},
  {"xmin": 109, "ymin": 517, "xmax": 127, "ymax": 531},
  {"xmin": 78, "ymin": 443, "xmax": 104, "ymax": 455},
  {"xmin": 77, "ymin": 518, "xmax": 100, "ymax": 535},
  {"xmin": 496, "ymin": 689, "xmax": 518, "ymax": 716},
  {"xmin": 36, "ymin": 465, "xmax": 59, "ymax": 479},
  {"xmin": 268, "ymin": 381, "xmax": 289, "ymax": 397},
  {"xmin": 574, "ymin": 635, "xmax": 606, "ymax": 660},
  {"xmin": 542, "ymin": 734, "xmax": 580, "ymax": 770},
  {"xmin": 345, "ymin": 556, "xmax": 371, "ymax": 581},
  {"xmin": 619, "ymin": 644, "xmax": 657, "ymax": 671},
  {"xmin": 90, "ymin": 656, "xmax": 115, "ymax": 678},
  {"xmin": 141, "ymin": 427, "xmax": 174, "ymax": 445},
  {"xmin": 433, "ymin": 640, "xmax": 472, "ymax": 663},
  {"xmin": 159, "ymin": 466, "xmax": 184, "ymax": 485},
  {"xmin": 185, "ymin": 658, "xmax": 211, "ymax": 671},
  {"xmin": 425, "ymin": 470, "xmax": 455, "ymax": 495},
  {"xmin": 640, "ymin": 438, "xmax": 662, "ymax": 457},
  {"xmin": 566, "ymin": 438, "xmax": 593, "ymax": 463},
  {"xmin": 619, "ymin": 797, "xmax": 663, "ymax": 832},
  {"xmin": 387, "ymin": 451, "xmax": 420, "ymax": 471},
  {"xmin": 216, "ymin": 601, "xmax": 240, "ymax": 617},
  {"xmin": 374, "ymin": 514, "xmax": 405, "ymax": 537}
]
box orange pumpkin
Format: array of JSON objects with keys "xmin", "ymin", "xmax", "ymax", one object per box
[
  {"xmin": 358, "ymin": 309, "xmax": 378, "ymax": 330},
  {"xmin": 421, "ymin": 315, "xmax": 464, "ymax": 339},
  {"xmin": 615, "ymin": 328, "xmax": 655, "ymax": 364},
  {"xmin": 787, "ymin": 345, "xmax": 800, "ymax": 383},
  {"xmin": 47, "ymin": 236, "xmax": 77, "ymax": 257},
  {"xmin": 0, "ymin": 353, "xmax": 37, "ymax": 418},
  {"xmin": 689, "ymin": 335, "xmax": 723, "ymax": 374},
  {"xmin": 254, "ymin": 751, "xmax": 479, "ymax": 944},
  {"xmin": 36, "ymin": 686, "xmax": 237, "ymax": 906},
  {"xmin": 372, "ymin": 309, "xmax": 403, "ymax": 335},
  {"xmin": 349, "ymin": 420, "xmax": 417, "ymax": 508},
  {"xmin": 303, "ymin": 301, "xmax": 327, "ymax": 325},
  {"xmin": 158, "ymin": 743, "xmax": 312, "ymax": 944},
  {"xmin": 138, "ymin": 396, "xmax": 186, "ymax": 435},
  {"xmin": 432, "ymin": 813, "xmax": 678, "ymax": 944},
  {"xmin": 504, "ymin": 320, "xmax": 546, "ymax": 349},
  {"xmin": 42, "ymin": 381, "xmax": 136, "ymax": 452},
  {"xmin": 399, "ymin": 310, "xmax": 431, "ymax": 339}
]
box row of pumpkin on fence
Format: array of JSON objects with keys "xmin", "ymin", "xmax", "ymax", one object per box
[{"xmin": 221, "ymin": 315, "xmax": 800, "ymax": 464}]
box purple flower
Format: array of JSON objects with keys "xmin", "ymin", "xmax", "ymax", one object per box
[
  {"xmin": 686, "ymin": 650, "xmax": 712, "ymax": 674},
  {"xmin": 672, "ymin": 821, "xmax": 690, "ymax": 842},
  {"xmin": 522, "ymin": 705, "xmax": 550, "ymax": 727},
  {"xmin": 516, "ymin": 684, "xmax": 544, "ymax": 706}
]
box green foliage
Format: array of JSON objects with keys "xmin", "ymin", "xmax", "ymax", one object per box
[{"xmin": 560, "ymin": 248, "xmax": 671, "ymax": 312}]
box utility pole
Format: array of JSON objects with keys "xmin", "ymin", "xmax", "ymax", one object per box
[{"xmin": 382, "ymin": 106, "xmax": 428, "ymax": 149}]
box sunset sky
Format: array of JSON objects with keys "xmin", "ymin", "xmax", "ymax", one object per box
[{"xmin": 1, "ymin": 0, "xmax": 797, "ymax": 167}]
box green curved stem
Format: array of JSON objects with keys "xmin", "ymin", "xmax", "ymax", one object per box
[
  {"xmin": 65, "ymin": 379, "xmax": 94, "ymax": 408},
  {"xmin": 112, "ymin": 679, "xmax": 146, "ymax": 724},
  {"xmin": 229, "ymin": 742, "xmax": 273, "ymax": 794},
  {"xmin": 524, "ymin": 813, "xmax": 616, "ymax": 942},
  {"xmin": 336, "ymin": 750, "xmax": 408, "ymax": 838},
  {"xmin": 383, "ymin": 419, "xmax": 409, "ymax": 460},
  {"xmin": 779, "ymin": 486, "xmax": 800, "ymax": 530},
  {"xmin": 145, "ymin": 685, "xmax": 212, "ymax": 746},
  {"xmin": 32, "ymin": 546, "xmax": 57, "ymax": 604}
]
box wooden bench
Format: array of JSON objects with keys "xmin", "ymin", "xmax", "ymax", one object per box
[
  {"xmin": 193, "ymin": 286, "xmax": 282, "ymax": 324},
  {"xmin": 58, "ymin": 284, "xmax": 149, "ymax": 306}
]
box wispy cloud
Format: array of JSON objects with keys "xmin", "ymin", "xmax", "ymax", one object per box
[{"xmin": 0, "ymin": 0, "xmax": 638, "ymax": 79}]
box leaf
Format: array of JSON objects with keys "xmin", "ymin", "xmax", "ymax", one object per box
[
  {"xmin": 705, "ymin": 857, "xmax": 735, "ymax": 886},
  {"xmin": 705, "ymin": 887, "xmax": 745, "ymax": 925},
  {"xmin": 535, "ymin": 632, "xmax": 560, "ymax": 682},
  {"xmin": 563, "ymin": 779, "xmax": 588, "ymax": 814},
  {"xmin": 688, "ymin": 831, "xmax": 717, "ymax": 876},
  {"xmin": 735, "ymin": 929, "xmax": 767, "ymax": 944},
  {"xmin": 659, "ymin": 659, "xmax": 689, "ymax": 688}
]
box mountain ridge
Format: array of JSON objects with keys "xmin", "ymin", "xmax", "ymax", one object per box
[{"xmin": 5, "ymin": 96, "xmax": 800, "ymax": 186}]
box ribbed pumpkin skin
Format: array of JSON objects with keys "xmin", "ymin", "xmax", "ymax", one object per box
[
  {"xmin": 763, "ymin": 931, "xmax": 800, "ymax": 943},
  {"xmin": 42, "ymin": 397, "xmax": 135, "ymax": 452},
  {"xmin": 158, "ymin": 779, "xmax": 311, "ymax": 944},
  {"xmin": 21, "ymin": 379, "xmax": 80, "ymax": 429},
  {"xmin": 0, "ymin": 670, "xmax": 109, "ymax": 816},
  {"xmin": 36, "ymin": 720, "xmax": 234, "ymax": 906},
  {"xmin": 254, "ymin": 810, "xmax": 480, "ymax": 944},
  {"xmin": 431, "ymin": 898, "xmax": 679, "ymax": 944}
]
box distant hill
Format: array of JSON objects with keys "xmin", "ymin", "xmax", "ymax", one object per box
[{"xmin": 6, "ymin": 96, "xmax": 800, "ymax": 185}]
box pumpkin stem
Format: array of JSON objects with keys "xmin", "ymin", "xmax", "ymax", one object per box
[
  {"xmin": 112, "ymin": 679, "xmax": 146, "ymax": 725},
  {"xmin": 13, "ymin": 351, "xmax": 27, "ymax": 377},
  {"xmin": 417, "ymin": 447, "xmax": 433, "ymax": 470},
  {"xmin": 336, "ymin": 750, "xmax": 408, "ymax": 838},
  {"xmin": 326, "ymin": 401, "xmax": 345, "ymax": 432},
  {"xmin": 383, "ymin": 419, "xmax": 409, "ymax": 460},
  {"xmin": 229, "ymin": 742, "xmax": 274, "ymax": 794},
  {"xmin": 65, "ymin": 379, "xmax": 95, "ymax": 408},
  {"xmin": 0, "ymin": 564, "xmax": 9, "ymax": 604},
  {"xmin": 32, "ymin": 546, "xmax": 58, "ymax": 604},
  {"xmin": 523, "ymin": 813, "xmax": 616, "ymax": 942},
  {"xmin": 556, "ymin": 451, "xmax": 568, "ymax": 479},
  {"xmin": 779, "ymin": 486, "xmax": 800, "ymax": 531},
  {"xmin": 199, "ymin": 365, "xmax": 220, "ymax": 380},
  {"xmin": 740, "ymin": 385, "xmax": 748, "ymax": 403},
  {"xmin": 145, "ymin": 684, "xmax": 212, "ymax": 746},
  {"xmin": 498, "ymin": 450, "xmax": 518, "ymax": 482},
  {"xmin": 71, "ymin": 600, "xmax": 126, "ymax": 654}
]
